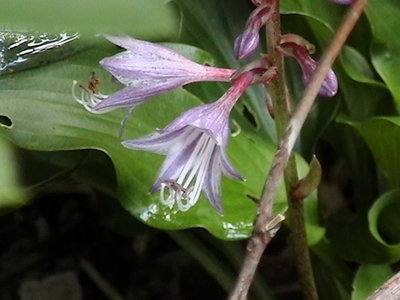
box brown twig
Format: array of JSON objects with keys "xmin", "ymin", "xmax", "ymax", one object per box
[
  {"xmin": 366, "ymin": 271, "xmax": 400, "ymax": 300},
  {"xmin": 265, "ymin": 0, "xmax": 317, "ymax": 298},
  {"xmin": 229, "ymin": 1, "xmax": 368, "ymax": 299}
]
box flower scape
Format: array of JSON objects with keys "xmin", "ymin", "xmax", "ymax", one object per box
[{"xmin": 73, "ymin": 0, "xmax": 338, "ymax": 214}]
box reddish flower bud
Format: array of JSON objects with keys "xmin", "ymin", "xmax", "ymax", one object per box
[
  {"xmin": 280, "ymin": 34, "xmax": 338, "ymax": 97},
  {"xmin": 234, "ymin": 3, "xmax": 275, "ymax": 60}
]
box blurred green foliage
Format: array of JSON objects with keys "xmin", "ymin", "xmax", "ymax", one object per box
[{"xmin": 0, "ymin": 0, "xmax": 176, "ymax": 39}]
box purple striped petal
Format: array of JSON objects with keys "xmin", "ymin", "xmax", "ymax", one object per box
[
  {"xmin": 93, "ymin": 78, "xmax": 186, "ymax": 111},
  {"xmin": 234, "ymin": 30, "xmax": 260, "ymax": 60},
  {"xmin": 122, "ymin": 126, "xmax": 193, "ymax": 155},
  {"xmin": 104, "ymin": 35, "xmax": 196, "ymax": 65},
  {"xmin": 203, "ymin": 147, "xmax": 223, "ymax": 213},
  {"xmin": 100, "ymin": 52, "xmax": 204, "ymax": 83},
  {"xmin": 220, "ymin": 150, "xmax": 244, "ymax": 181},
  {"xmin": 299, "ymin": 55, "xmax": 338, "ymax": 97},
  {"xmin": 234, "ymin": 3, "xmax": 274, "ymax": 60},
  {"xmin": 150, "ymin": 136, "xmax": 199, "ymax": 192}
]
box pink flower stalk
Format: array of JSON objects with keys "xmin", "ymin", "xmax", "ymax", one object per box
[
  {"xmin": 328, "ymin": 0, "xmax": 354, "ymax": 4},
  {"xmin": 280, "ymin": 35, "xmax": 338, "ymax": 97},
  {"xmin": 122, "ymin": 72, "xmax": 255, "ymax": 213},
  {"xmin": 73, "ymin": 36, "xmax": 235, "ymax": 113},
  {"xmin": 234, "ymin": 2, "xmax": 275, "ymax": 60}
]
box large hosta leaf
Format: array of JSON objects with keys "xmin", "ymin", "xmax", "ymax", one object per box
[
  {"xmin": 0, "ymin": 0, "xmax": 176, "ymax": 39},
  {"xmin": 0, "ymin": 42, "xmax": 289, "ymax": 240}
]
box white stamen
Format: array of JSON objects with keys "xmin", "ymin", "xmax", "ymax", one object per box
[
  {"xmin": 72, "ymin": 80, "xmax": 112, "ymax": 114},
  {"xmin": 160, "ymin": 182, "xmax": 175, "ymax": 208},
  {"xmin": 161, "ymin": 132, "xmax": 216, "ymax": 211}
]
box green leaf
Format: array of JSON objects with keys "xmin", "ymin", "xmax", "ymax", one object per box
[
  {"xmin": 341, "ymin": 46, "xmax": 385, "ymax": 88},
  {"xmin": 343, "ymin": 117, "xmax": 400, "ymax": 187},
  {"xmin": 281, "ymin": 0, "xmax": 344, "ymax": 33},
  {"xmin": 325, "ymin": 188, "xmax": 400, "ymax": 264},
  {"xmin": 0, "ymin": 32, "xmax": 88, "ymax": 75},
  {"xmin": 366, "ymin": 0, "xmax": 400, "ymax": 112},
  {"xmin": 312, "ymin": 240, "xmax": 354, "ymax": 299},
  {"xmin": 326, "ymin": 213, "xmax": 397, "ymax": 264},
  {"xmin": 0, "ymin": 42, "xmax": 289, "ymax": 240},
  {"xmin": 325, "ymin": 118, "xmax": 400, "ymax": 263},
  {"xmin": 368, "ymin": 189, "xmax": 400, "ymax": 253},
  {"xmin": 0, "ymin": 0, "xmax": 177, "ymax": 39},
  {"xmin": 0, "ymin": 137, "xmax": 26, "ymax": 214},
  {"xmin": 352, "ymin": 264, "xmax": 393, "ymax": 300}
]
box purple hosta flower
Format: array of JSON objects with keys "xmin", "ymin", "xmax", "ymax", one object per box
[
  {"xmin": 73, "ymin": 36, "xmax": 235, "ymax": 113},
  {"xmin": 328, "ymin": 0, "xmax": 354, "ymax": 4},
  {"xmin": 234, "ymin": 2, "xmax": 275, "ymax": 60},
  {"xmin": 280, "ymin": 34, "xmax": 338, "ymax": 97},
  {"xmin": 122, "ymin": 72, "xmax": 255, "ymax": 213}
]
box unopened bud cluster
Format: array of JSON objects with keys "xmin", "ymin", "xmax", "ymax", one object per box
[{"xmin": 234, "ymin": 0, "xmax": 338, "ymax": 97}]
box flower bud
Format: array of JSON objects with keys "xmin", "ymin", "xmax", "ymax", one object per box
[
  {"xmin": 234, "ymin": 30, "xmax": 260, "ymax": 60},
  {"xmin": 234, "ymin": 3, "xmax": 275, "ymax": 60},
  {"xmin": 280, "ymin": 34, "xmax": 338, "ymax": 97}
]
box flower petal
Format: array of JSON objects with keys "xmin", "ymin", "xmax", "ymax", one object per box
[
  {"xmin": 150, "ymin": 134, "xmax": 200, "ymax": 192},
  {"xmin": 100, "ymin": 52, "xmax": 203, "ymax": 83},
  {"xmin": 318, "ymin": 69, "xmax": 338, "ymax": 98},
  {"xmin": 203, "ymin": 147, "xmax": 223, "ymax": 214},
  {"xmin": 93, "ymin": 78, "xmax": 186, "ymax": 111},
  {"xmin": 104, "ymin": 35, "xmax": 196, "ymax": 64},
  {"xmin": 234, "ymin": 30, "xmax": 260, "ymax": 60},
  {"xmin": 122, "ymin": 126, "xmax": 194, "ymax": 155},
  {"xmin": 220, "ymin": 150, "xmax": 244, "ymax": 181}
]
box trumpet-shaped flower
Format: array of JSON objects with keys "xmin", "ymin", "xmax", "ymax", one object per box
[
  {"xmin": 280, "ymin": 35, "xmax": 338, "ymax": 97},
  {"xmin": 234, "ymin": 2, "xmax": 275, "ymax": 60},
  {"xmin": 74, "ymin": 36, "xmax": 235, "ymax": 113},
  {"xmin": 122, "ymin": 72, "xmax": 254, "ymax": 213}
]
